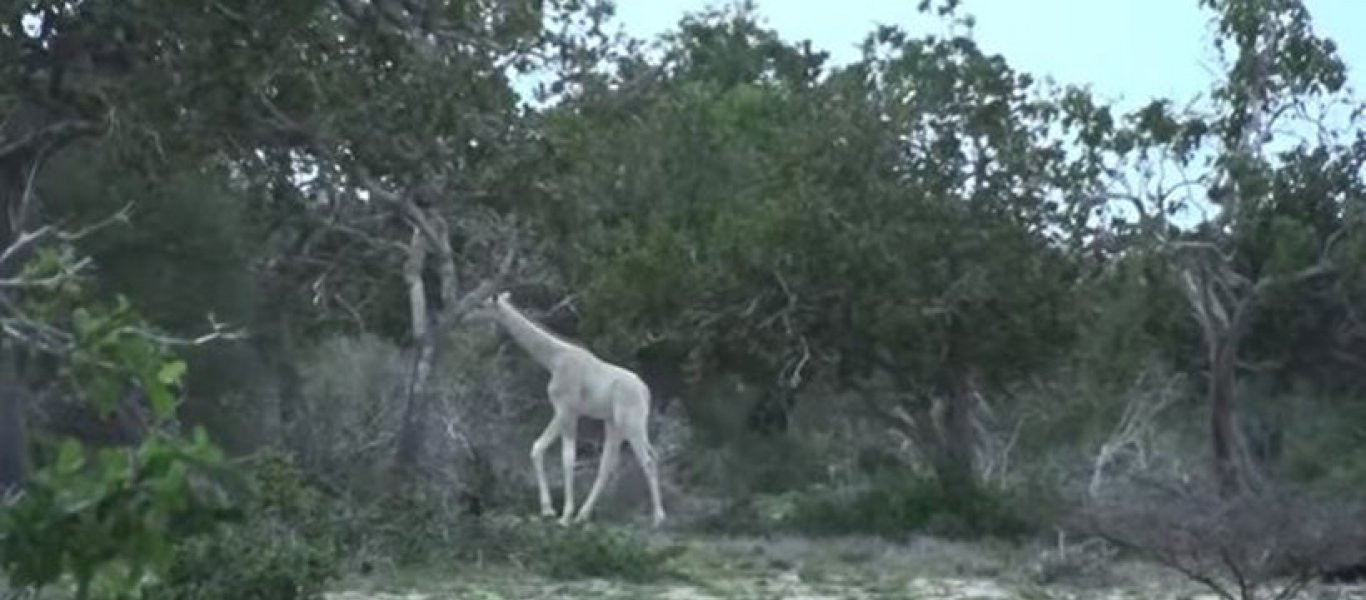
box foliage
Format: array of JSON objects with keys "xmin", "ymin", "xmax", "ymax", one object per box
[
  {"xmin": 0, "ymin": 430, "xmax": 237, "ymax": 600},
  {"xmin": 1, "ymin": 0, "xmax": 1365, "ymax": 592},
  {"xmin": 484, "ymin": 517, "xmax": 685, "ymax": 582},
  {"xmin": 143, "ymin": 452, "xmax": 340, "ymax": 600},
  {"xmin": 1080, "ymin": 484, "xmax": 1366, "ymax": 600},
  {"xmin": 1114, "ymin": 0, "xmax": 1366, "ymax": 494},
  {"xmin": 528, "ymin": 3, "xmax": 1102, "ymax": 497},
  {"xmin": 349, "ymin": 484, "xmax": 459, "ymax": 566},
  {"xmin": 0, "ymin": 212, "xmax": 242, "ymax": 598},
  {"xmin": 1278, "ymin": 387, "xmax": 1366, "ymax": 492},
  {"xmin": 292, "ymin": 333, "xmax": 407, "ymax": 492},
  {"xmin": 147, "ymin": 519, "xmax": 337, "ymax": 600},
  {"xmin": 781, "ymin": 475, "xmax": 1031, "ymax": 540},
  {"xmin": 14, "ymin": 245, "xmax": 191, "ymax": 419}
]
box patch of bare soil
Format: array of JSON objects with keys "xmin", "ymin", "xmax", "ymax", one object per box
[{"xmin": 324, "ymin": 533, "xmax": 1366, "ymax": 600}]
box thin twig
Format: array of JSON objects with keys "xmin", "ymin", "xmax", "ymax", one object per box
[
  {"xmin": 56, "ymin": 202, "xmax": 135, "ymax": 241},
  {"xmin": 0, "ymin": 257, "xmax": 92, "ymax": 288}
]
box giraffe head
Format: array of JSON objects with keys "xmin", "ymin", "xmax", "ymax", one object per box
[{"xmin": 462, "ymin": 289, "xmax": 507, "ymax": 324}]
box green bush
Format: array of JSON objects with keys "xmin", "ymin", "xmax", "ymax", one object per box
[
  {"xmin": 785, "ymin": 474, "xmax": 1032, "ymax": 539},
  {"xmin": 0, "ymin": 232, "xmax": 251, "ymax": 599},
  {"xmin": 351, "ymin": 483, "xmax": 456, "ymax": 566},
  {"xmin": 142, "ymin": 451, "xmax": 341, "ymax": 600},
  {"xmin": 0, "ymin": 431, "xmax": 240, "ymax": 600},
  {"xmin": 479, "ymin": 516, "xmax": 684, "ymax": 581},
  {"xmin": 533, "ymin": 525, "xmax": 684, "ymax": 581},
  {"xmin": 1280, "ymin": 389, "xmax": 1366, "ymax": 494},
  {"xmin": 145, "ymin": 519, "xmax": 337, "ymax": 600}
]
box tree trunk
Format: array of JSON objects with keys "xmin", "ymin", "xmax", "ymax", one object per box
[
  {"xmin": 354, "ymin": 188, "xmax": 510, "ymax": 476},
  {"xmin": 931, "ymin": 374, "xmax": 979, "ymax": 497},
  {"xmin": 395, "ymin": 332, "xmax": 436, "ymax": 471},
  {"xmin": 395, "ymin": 227, "xmax": 435, "ymax": 472},
  {"xmin": 1208, "ymin": 340, "xmax": 1240, "ymax": 496},
  {"xmin": 1206, "ymin": 335, "xmax": 1262, "ymax": 497},
  {"xmin": 851, "ymin": 359, "xmax": 982, "ymax": 497},
  {"xmin": 0, "ymin": 160, "xmax": 26, "ymax": 492},
  {"xmin": 394, "ymin": 209, "xmax": 468, "ymax": 474},
  {"xmin": 0, "ymin": 105, "xmax": 52, "ymax": 496},
  {"xmin": 271, "ymin": 303, "xmax": 305, "ymax": 457},
  {"xmin": 0, "ymin": 380, "xmax": 26, "ymax": 495},
  {"xmin": 744, "ymin": 386, "xmax": 796, "ymax": 436}
]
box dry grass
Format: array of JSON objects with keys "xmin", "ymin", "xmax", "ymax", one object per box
[{"xmin": 319, "ymin": 530, "xmax": 1366, "ymax": 600}]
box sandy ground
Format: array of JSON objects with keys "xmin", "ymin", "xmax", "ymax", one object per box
[{"xmin": 322, "ymin": 533, "xmax": 1366, "ymax": 600}]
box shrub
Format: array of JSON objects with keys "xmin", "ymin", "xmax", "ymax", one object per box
[
  {"xmin": 0, "ymin": 431, "xmax": 240, "ymax": 600},
  {"xmin": 479, "ymin": 516, "xmax": 684, "ymax": 581},
  {"xmin": 142, "ymin": 451, "xmax": 341, "ymax": 600},
  {"xmin": 145, "ymin": 518, "xmax": 338, "ymax": 600},
  {"xmin": 785, "ymin": 474, "xmax": 1032, "ymax": 539},
  {"xmin": 293, "ymin": 334, "xmax": 407, "ymax": 497},
  {"xmin": 348, "ymin": 482, "xmax": 458, "ymax": 566},
  {"xmin": 1078, "ymin": 482, "xmax": 1366, "ymax": 600}
]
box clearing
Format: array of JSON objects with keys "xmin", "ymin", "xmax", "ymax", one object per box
[{"xmin": 324, "ymin": 530, "xmax": 1366, "ymax": 599}]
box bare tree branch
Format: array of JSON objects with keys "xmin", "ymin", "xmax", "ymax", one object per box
[
  {"xmin": 0, "ymin": 228, "xmax": 55, "ymax": 268},
  {"xmin": 0, "ymin": 118, "xmax": 105, "ymax": 163},
  {"xmin": 446, "ymin": 230, "xmax": 519, "ymax": 319},
  {"xmin": 56, "ymin": 202, "xmax": 135, "ymax": 242}
]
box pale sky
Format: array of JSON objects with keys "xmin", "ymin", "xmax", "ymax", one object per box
[
  {"xmin": 585, "ymin": 0, "xmax": 1365, "ymax": 227},
  {"xmin": 609, "ymin": 0, "xmax": 1366, "ymax": 113}
]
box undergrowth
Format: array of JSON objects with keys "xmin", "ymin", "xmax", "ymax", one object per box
[
  {"xmin": 809, "ymin": 476, "xmax": 1030, "ymax": 539},
  {"xmin": 702, "ymin": 473, "xmax": 1032, "ymax": 540},
  {"xmin": 144, "ymin": 451, "xmax": 341, "ymax": 600},
  {"xmin": 469, "ymin": 516, "xmax": 687, "ymax": 582}
]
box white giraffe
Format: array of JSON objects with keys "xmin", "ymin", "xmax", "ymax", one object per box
[{"xmin": 466, "ymin": 291, "xmax": 666, "ymax": 527}]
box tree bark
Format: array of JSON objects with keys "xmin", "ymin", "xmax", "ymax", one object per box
[
  {"xmin": 853, "ymin": 370, "xmax": 982, "ymax": 497},
  {"xmin": 932, "ymin": 373, "xmax": 979, "ymax": 497},
  {"xmin": 1187, "ymin": 271, "xmax": 1261, "ymax": 498},
  {"xmin": 395, "ymin": 226, "xmax": 435, "ymax": 472},
  {"xmin": 394, "ymin": 209, "xmax": 503, "ymax": 474},
  {"xmin": 286, "ymin": 139, "xmax": 515, "ymax": 476},
  {"xmin": 0, "ymin": 159, "xmax": 28, "ymax": 494},
  {"xmin": 259, "ymin": 285, "xmax": 305, "ymax": 457},
  {"xmin": 1208, "ymin": 337, "xmax": 1242, "ymax": 497},
  {"xmin": 1180, "ymin": 251, "xmax": 1333, "ymax": 497},
  {"xmin": 0, "ymin": 378, "xmax": 26, "ymax": 495},
  {"xmin": 0, "ymin": 103, "xmax": 66, "ymax": 495}
]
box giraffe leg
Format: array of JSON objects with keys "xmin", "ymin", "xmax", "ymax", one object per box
[
  {"xmin": 558, "ymin": 415, "xmax": 579, "ymax": 526},
  {"xmin": 530, "ymin": 412, "xmax": 563, "ymax": 518},
  {"xmin": 624, "ymin": 421, "xmax": 665, "ymax": 527},
  {"xmin": 575, "ymin": 423, "xmax": 622, "ymax": 523}
]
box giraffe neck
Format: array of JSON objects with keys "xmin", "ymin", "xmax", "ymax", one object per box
[{"xmin": 494, "ymin": 297, "xmax": 576, "ymax": 368}]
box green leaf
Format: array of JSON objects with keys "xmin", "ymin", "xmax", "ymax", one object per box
[
  {"xmin": 72, "ymin": 307, "xmax": 95, "ymax": 337},
  {"xmin": 99, "ymin": 449, "xmax": 131, "ymax": 484},
  {"xmin": 56, "ymin": 438, "xmax": 86, "ymax": 474},
  {"xmin": 146, "ymin": 383, "xmax": 176, "ymax": 421},
  {"xmin": 157, "ymin": 360, "xmax": 188, "ymax": 386}
]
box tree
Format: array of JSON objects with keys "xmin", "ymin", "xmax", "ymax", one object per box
[
  {"xmin": 1102, "ymin": 0, "xmax": 1366, "ymax": 496},
  {"xmin": 532, "ymin": 5, "xmax": 1108, "ymax": 494},
  {"xmin": 235, "ymin": 0, "xmax": 616, "ymax": 473},
  {"xmin": 2, "ymin": 0, "xmax": 627, "ymax": 477},
  {"xmin": 0, "ymin": 192, "xmax": 242, "ymax": 600}
]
